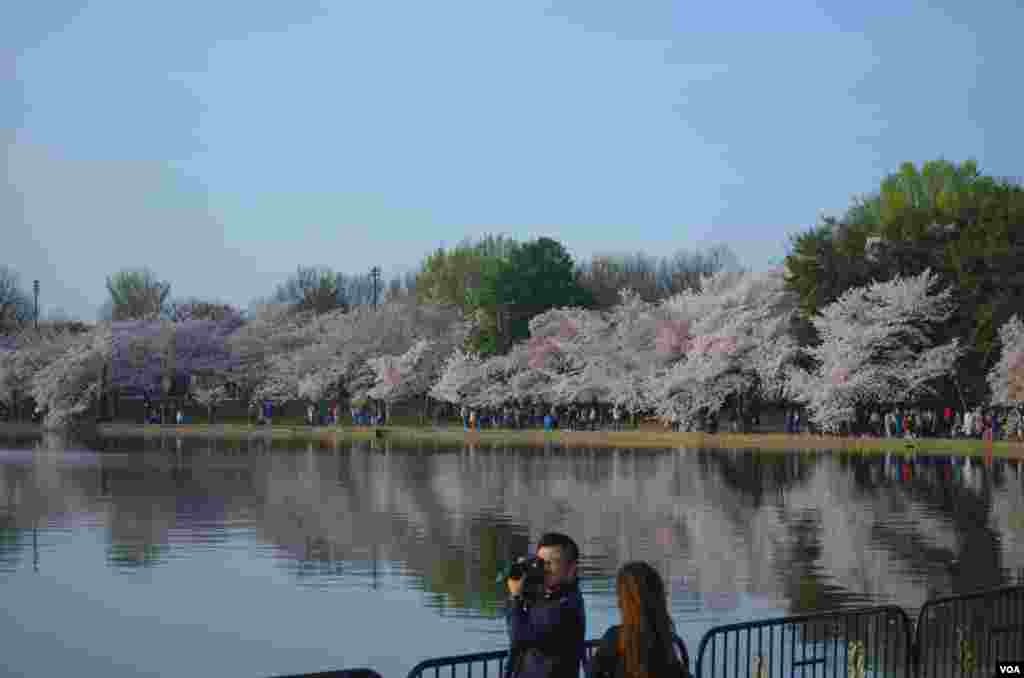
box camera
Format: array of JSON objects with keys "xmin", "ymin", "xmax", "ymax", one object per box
[{"xmin": 497, "ymin": 556, "xmax": 546, "ymax": 597}]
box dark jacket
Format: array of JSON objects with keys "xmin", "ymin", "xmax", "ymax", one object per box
[
  {"xmin": 586, "ymin": 625, "xmax": 690, "ymax": 678},
  {"xmin": 505, "ymin": 581, "xmax": 586, "ymax": 678}
]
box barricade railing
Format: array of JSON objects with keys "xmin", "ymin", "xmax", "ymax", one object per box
[
  {"xmin": 269, "ymin": 586, "xmax": 1024, "ymax": 678},
  {"xmin": 404, "ymin": 635, "xmax": 690, "ymax": 678},
  {"xmin": 271, "ymin": 670, "xmax": 384, "ymax": 678},
  {"xmin": 403, "ymin": 640, "xmax": 602, "ymax": 678},
  {"xmin": 914, "ymin": 585, "xmax": 1024, "ymax": 678},
  {"xmin": 693, "ymin": 605, "xmax": 914, "ymax": 678}
]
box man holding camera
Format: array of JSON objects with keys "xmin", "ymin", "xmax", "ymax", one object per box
[{"xmin": 505, "ymin": 533, "xmax": 586, "ymax": 678}]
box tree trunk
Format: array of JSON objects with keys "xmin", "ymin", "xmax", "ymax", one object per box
[
  {"xmin": 208, "ymin": 404, "xmax": 214, "ymax": 425},
  {"xmin": 954, "ymin": 375, "xmax": 969, "ymax": 413}
]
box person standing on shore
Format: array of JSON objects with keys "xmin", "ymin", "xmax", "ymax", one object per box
[
  {"xmin": 505, "ymin": 533, "xmax": 586, "ymax": 678},
  {"xmin": 586, "ymin": 561, "xmax": 689, "ymax": 678}
]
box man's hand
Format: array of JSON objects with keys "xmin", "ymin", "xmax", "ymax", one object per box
[{"xmin": 507, "ymin": 576, "xmax": 523, "ymax": 596}]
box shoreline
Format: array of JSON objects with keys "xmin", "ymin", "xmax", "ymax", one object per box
[{"xmin": 2, "ymin": 422, "xmax": 1021, "ymax": 457}]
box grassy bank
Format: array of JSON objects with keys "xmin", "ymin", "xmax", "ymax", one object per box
[{"xmin": 77, "ymin": 422, "xmax": 1024, "ymax": 458}]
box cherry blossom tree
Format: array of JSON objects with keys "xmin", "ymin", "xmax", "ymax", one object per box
[
  {"xmin": 600, "ymin": 290, "xmax": 688, "ymax": 416},
  {"xmin": 110, "ymin": 313, "xmax": 243, "ymax": 399},
  {"xmin": 987, "ymin": 315, "xmax": 1024, "ymax": 406},
  {"xmin": 649, "ymin": 268, "xmax": 800, "ymax": 429},
  {"xmin": 429, "ymin": 349, "xmax": 487, "ymax": 406},
  {"xmin": 0, "ymin": 326, "xmax": 84, "ymax": 420},
  {"xmin": 189, "ymin": 369, "xmax": 231, "ymax": 424},
  {"xmin": 226, "ymin": 303, "xmax": 323, "ymax": 404},
  {"xmin": 786, "ymin": 269, "xmax": 961, "ymax": 433},
  {"xmin": 255, "ymin": 298, "xmax": 467, "ymax": 407},
  {"xmin": 426, "ymin": 273, "xmax": 796, "ymax": 430},
  {"xmin": 28, "ymin": 326, "xmax": 114, "ymax": 428},
  {"xmin": 367, "ymin": 328, "xmax": 469, "ymax": 421}
]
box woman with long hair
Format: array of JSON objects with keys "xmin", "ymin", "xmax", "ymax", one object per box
[{"xmin": 587, "ymin": 561, "xmax": 690, "ymax": 678}]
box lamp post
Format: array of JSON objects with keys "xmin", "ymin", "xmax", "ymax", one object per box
[
  {"xmin": 33, "ymin": 280, "xmax": 39, "ymax": 330},
  {"xmin": 162, "ymin": 374, "xmax": 172, "ymax": 426},
  {"xmin": 370, "ymin": 266, "xmax": 381, "ymax": 309}
]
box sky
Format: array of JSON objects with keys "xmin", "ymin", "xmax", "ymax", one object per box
[{"xmin": 4, "ymin": 0, "xmax": 1023, "ymax": 321}]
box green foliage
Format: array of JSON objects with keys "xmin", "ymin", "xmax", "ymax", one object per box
[
  {"xmin": 496, "ymin": 237, "xmax": 594, "ymax": 343},
  {"xmin": 414, "ymin": 235, "xmax": 593, "ymax": 352},
  {"xmin": 415, "ymin": 235, "xmax": 518, "ymax": 310},
  {"xmin": 783, "ymin": 222, "xmax": 871, "ymax": 319},
  {"xmin": 415, "ymin": 234, "xmax": 520, "ymax": 355},
  {"xmin": 783, "ymin": 158, "xmax": 1024, "ymax": 404}
]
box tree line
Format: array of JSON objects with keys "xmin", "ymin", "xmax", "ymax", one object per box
[{"xmin": 2, "ymin": 157, "xmax": 1022, "ymax": 431}]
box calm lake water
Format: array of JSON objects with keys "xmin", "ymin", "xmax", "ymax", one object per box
[{"xmin": 1, "ymin": 431, "xmax": 1022, "ymax": 678}]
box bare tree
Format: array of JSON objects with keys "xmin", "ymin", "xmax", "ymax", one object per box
[
  {"xmin": 105, "ymin": 268, "xmax": 171, "ymax": 321},
  {"xmin": 384, "ymin": 272, "xmax": 418, "ymax": 303},
  {"xmin": 263, "ymin": 267, "xmax": 382, "ymax": 313},
  {"xmin": 0, "ymin": 266, "xmax": 33, "ymax": 331},
  {"xmin": 271, "ymin": 266, "xmax": 349, "ymax": 315},
  {"xmin": 576, "ymin": 244, "xmax": 743, "ymax": 308}
]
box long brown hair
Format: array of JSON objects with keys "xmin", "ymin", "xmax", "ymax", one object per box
[{"xmin": 615, "ymin": 562, "xmax": 682, "ymax": 678}]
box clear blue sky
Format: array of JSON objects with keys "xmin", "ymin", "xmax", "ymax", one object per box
[{"xmin": 4, "ymin": 0, "xmax": 1022, "ymax": 321}]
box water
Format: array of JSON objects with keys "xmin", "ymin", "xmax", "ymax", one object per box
[{"xmin": 0, "ymin": 431, "xmax": 1022, "ymax": 677}]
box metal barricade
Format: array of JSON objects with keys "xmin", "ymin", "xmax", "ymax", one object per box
[
  {"xmin": 405, "ymin": 640, "xmax": 602, "ymax": 678},
  {"xmin": 914, "ymin": 585, "xmax": 1024, "ymax": 678},
  {"xmin": 270, "ymin": 589, "xmax": 1024, "ymax": 678},
  {"xmin": 270, "ymin": 669, "xmax": 385, "ymax": 678},
  {"xmin": 693, "ymin": 606, "xmax": 913, "ymax": 678}
]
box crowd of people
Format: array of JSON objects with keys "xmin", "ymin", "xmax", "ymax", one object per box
[
  {"xmin": 300, "ymin": 401, "xmax": 385, "ymax": 426},
  {"xmin": 140, "ymin": 394, "xmax": 1024, "ymax": 442},
  {"xmin": 458, "ymin": 403, "xmax": 624, "ymax": 432},
  {"xmin": 837, "ymin": 405, "xmax": 1024, "ymax": 441}
]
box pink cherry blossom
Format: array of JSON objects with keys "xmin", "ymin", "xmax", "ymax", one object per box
[
  {"xmin": 527, "ymin": 336, "xmax": 559, "ymax": 369},
  {"xmin": 655, "ymin": 318, "xmax": 690, "ymax": 355},
  {"xmin": 830, "ymin": 367, "xmax": 849, "ymax": 385},
  {"xmin": 990, "ymin": 318, "xmax": 1024, "ymax": 406},
  {"xmin": 383, "ymin": 364, "xmax": 401, "ymax": 386}
]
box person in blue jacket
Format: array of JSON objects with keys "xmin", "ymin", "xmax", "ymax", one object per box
[{"xmin": 505, "ymin": 533, "xmax": 586, "ymax": 678}]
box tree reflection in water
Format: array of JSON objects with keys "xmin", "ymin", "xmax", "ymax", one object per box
[{"xmin": 0, "ymin": 432, "xmax": 1021, "ymax": 626}]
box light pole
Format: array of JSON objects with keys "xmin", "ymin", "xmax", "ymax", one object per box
[
  {"xmin": 370, "ymin": 266, "xmax": 381, "ymax": 309},
  {"xmin": 33, "ymin": 280, "xmax": 39, "ymax": 330},
  {"xmin": 162, "ymin": 374, "xmax": 172, "ymax": 426}
]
